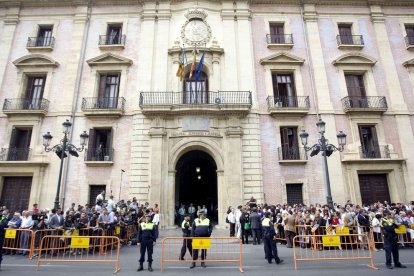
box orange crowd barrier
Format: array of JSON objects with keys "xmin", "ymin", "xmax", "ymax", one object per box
[
  {"xmin": 2, "ymin": 229, "xmax": 34, "ymax": 259},
  {"xmin": 293, "ymin": 233, "xmax": 378, "ymax": 270},
  {"xmin": 36, "ymin": 235, "xmax": 121, "ymax": 274},
  {"xmin": 161, "ymin": 237, "xmax": 243, "ymax": 273}
]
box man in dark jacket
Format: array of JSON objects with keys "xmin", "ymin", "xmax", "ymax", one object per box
[
  {"xmin": 138, "ymin": 214, "xmax": 156, "ymax": 272},
  {"xmin": 180, "ymin": 214, "xmax": 192, "ymax": 260},
  {"xmin": 0, "ymin": 211, "xmax": 9, "ymax": 269},
  {"xmin": 381, "ymin": 210, "xmax": 406, "ymax": 269},
  {"xmin": 249, "ymin": 207, "xmax": 261, "ymax": 245},
  {"xmin": 262, "ymin": 212, "xmax": 284, "ymax": 265},
  {"xmin": 190, "ymin": 210, "xmax": 212, "ymax": 269}
]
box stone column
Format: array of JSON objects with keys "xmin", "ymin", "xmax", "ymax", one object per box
[{"xmin": 221, "ymin": 2, "xmax": 238, "ymax": 90}]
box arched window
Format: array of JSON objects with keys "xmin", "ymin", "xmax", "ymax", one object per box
[{"xmin": 183, "ymin": 70, "xmax": 208, "ymax": 104}]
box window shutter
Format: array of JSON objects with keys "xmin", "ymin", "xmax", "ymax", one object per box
[
  {"xmin": 9, "ymin": 128, "xmax": 19, "ymax": 148},
  {"xmin": 272, "ymin": 73, "xmax": 279, "ymax": 98},
  {"xmin": 88, "ymin": 129, "xmax": 97, "ymax": 149},
  {"xmin": 98, "ymin": 74, "xmax": 107, "ymax": 99},
  {"xmin": 25, "ymin": 76, "xmax": 35, "ymax": 99},
  {"xmin": 281, "ymin": 128, "xmax": 290, "ymax": 149},
  {"xmin": 23, "ymin": 129, "xmax": 32, "ymax": 148},
  {"xmin": 39, "ymin": 76, "xmax": 46, "ymax": 99},
  {"xmin": 106, "ymin": 129, "xmax": 113, "ymax": 150}
]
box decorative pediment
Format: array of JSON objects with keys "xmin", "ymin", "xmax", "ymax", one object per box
[
  {"xmin": 13, "ymin": 54, "xmax": 59, "ymax": 68},
  {"xmin": 403, "ymin": 58, "xmax": 414, "ymax": 68},
  {"xmin": 332, "ymin": 53, "xmax": 377, "ymax": 66},
  {"xmin": 86, "ymin": 53, "xmax": 132, "ymax": 66},
  {"xmin": 260, "ymin": 52, "xmax": 305, "ymax": 65}
]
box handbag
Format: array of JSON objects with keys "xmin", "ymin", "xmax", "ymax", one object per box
[{"xmin": 244, "ymin": 222, "xmax": 250, "ymax": 230}]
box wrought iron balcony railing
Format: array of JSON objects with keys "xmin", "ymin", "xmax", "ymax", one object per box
[
  {"xmin": 278, "ymin": 146, "xmax": 307, "ymax": 161},
  {"xmin": 266, "ymin": 34, "xmax": 293, "ymax": 44},
  {"xmin": 85, "ymin": 148, "xmax": 114, "ymax": 162},
  {"xmin": 405, "ymin": 35, "xmax": 414, "ymax": 47},
  {"xmin": 139, "ymin": 91, "xmax": 252, "ymax": 107},
  {"xmin": 98, "ymin": 35, "xmax": 126, "ymax": 46},
  {"xmin": 0, "ymin": 148, "xmax": 31, "ymax": 161},
  {"xmin": 81, "ymin": 97, "xmax": 125, "ymax": 111},
  {"xmin": 359, "ymin": 145, "xmax": 390, "ymax": 159},
  {"xmin": 336, "ymin": 35, "xmax": 364, "ymax": 46},
  {"xmin": 267, "ymin": 96, "xmax": 310, "ymax": 109},
  {"xmin": 3, "ymin": 98, "xmax": 50, "ymax": 112},
  {"xmin": 27, "ymin": 37, "xmax": 55, "ymax": 48},
  {"xmin": 341, "ymin": 96, "xmax": 387, "ymax": 110}
]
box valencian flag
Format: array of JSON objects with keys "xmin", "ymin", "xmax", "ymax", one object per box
[
  {"xmin": 189, "ymin": 48, "xmax": 197, "ymax": 79},
  {"xmin": 195, "ymin": 46, "xmax": 206, "ymax": 81},
  {"xmin": 176, "ymin": 47, "xmax": 185, "ymax": 81}
]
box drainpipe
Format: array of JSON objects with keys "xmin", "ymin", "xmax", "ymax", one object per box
[{"xmin": 61, "ymin": 0, "xmax": 92, "ymax": 210}]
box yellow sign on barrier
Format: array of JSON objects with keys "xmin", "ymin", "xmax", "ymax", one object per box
[
  {"xmin": 5, "ymin": 229, "xmax": 17, "ymax": 239},
  {"xmin": 115, "ymin": 226, "xmax": 121, "ymax": 235},
  {"xmin": 192, "ymin": 238, "xmax": 211, "ymax": 249},
  {"xmin": 71, "ymin": 237, "xmax": 90, "ymax": 248},
  {"xmin": 336, "ymin": 226, "xmax": 350, "ymax": 235},
  {"xmin": 395, "ymin": 225, "xmax": 407, "ymax": 234},
  {"xmin": 322, "ymin": 236, "xmax": 341, "ymax": 247}
]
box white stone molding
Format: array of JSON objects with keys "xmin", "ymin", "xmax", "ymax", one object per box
[
  {"xmin": 403, "ymin": 58, "xmax": 414, "ymax": 68},
  {"xmin": 259, "ymin": 52, "xmax": 305, "ymax": 66},
  {"xmin": 86, "ymin": 53, "xmax": 133, "ymax": 66},
  {"xmin": 13, "ymin": 54, "xmax": 59, "ymax": 68},
  {"xmin": 332, "ymin": 52, "xmax": 377, "ymax": 66}
]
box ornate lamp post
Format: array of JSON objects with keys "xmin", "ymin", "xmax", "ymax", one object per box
[
  {"xmin": 43, "ymin": 119, "xmax": 89, "ymax": 210},
  {"xmin": 299, "ymin": 118, "xmax": 347, "ymax": 210}
]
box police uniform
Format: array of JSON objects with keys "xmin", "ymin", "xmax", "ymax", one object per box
[
  {"xmin": 137, "ymin": 216, "xmax": 156, "ymax": 272},
  {"xmin": 0, "ymin": 214, "xmax": 8, "ymax": 269},
  {"xmin": 190, "ymin": 211, "xmax": 212, "ymax": 268},
  {"xmin": 381, "ymin": 214, "xmax": 406, "ymax": 269},
  {"xmin": 262, "ymin": 213, "xmax": 283, "ymax": 265},
  {"xmin": 180, "ymin": 215, "xmax": 192, "ymax": 260}
]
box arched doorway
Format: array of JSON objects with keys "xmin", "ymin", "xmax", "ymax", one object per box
[{"xmin": 175, "ymin": 150, "xmax": 218, "ymax": 222}]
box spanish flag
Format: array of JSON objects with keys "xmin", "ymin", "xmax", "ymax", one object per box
[
  {"xmin": 189, "ymin": 48, "xmax": 197, "ymax": 79},
  {"xmin": 176, "ymin": 47, "xmax": 185, "ymax": 81}
]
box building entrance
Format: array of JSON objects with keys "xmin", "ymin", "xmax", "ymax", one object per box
[{"xmin": 175, "ymin": 150, "xmax": 218, "ymax": 222}]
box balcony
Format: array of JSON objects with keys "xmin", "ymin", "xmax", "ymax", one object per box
[
  {"xmin": 84, "ymin": 147, "xmax": 114, "ymax": 166},
  {"xmin": 336, "ymin": 35, "xmax": 364, "ymax": 49},
  {"xmin": 341, "ymin": 96, "xmax": 387, "ymax": 114},
  {"xmin": 3, "ymin": 98, "xmax": 49, "ymax": 116},
  {"xmin": 26, "ymin": 37, "xmax": 55, "ymax": 51},
  {"xmin": 98, "ymin": 35, "xmax": 126, "ymax": 50},
  {"xmin": 139, "ymin": 91, "xmax": 252, "ymax": 115},
  {"xmin": 359, "ymin": 145, "xmax": 390, "ymax": 159},
  {"xmin": 266, "ymin": 34, "xmax": 294, "ymax": 49},
  {"xmin": 81, "ymin": 97, "xmax": 125, "ymax": 117},
  {"xmin": 278, "ymin": 146, "xmax": 307, "ymax": 163},
  {"xmin": 267, "ymin": 96, "xmax": 310, "ymax": 116},
  {"xmin": 405, "ymin": 35, "xmax": 414, "ymax": 50},
  {"xmin": 0, "ymin": 148, "xmax": 30, "ymax": 161}
]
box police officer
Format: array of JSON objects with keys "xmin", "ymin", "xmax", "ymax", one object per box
[
  {"xmin": 137, "ymin": 214, "xmax": 156, "ymax": 272},
  {"xmin": 180, "ymin": 214, "xmax": 192, "ymax": 260},
  {"xmin": 190, "ymin": 210, "xmax": 212, "ymax": 269},
  {"xmin": 381, "ymin": 210, "xmax": 406, "ymax": 269},
  {"xmin": 0, "ymin": 211, "xmax": 8, "ymax": 270},
  {"xmin": 262, "ymin": 212, "xmax": 283, "ymax": 265}
]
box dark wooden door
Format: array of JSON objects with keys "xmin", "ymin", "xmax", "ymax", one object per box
[
  {"xmin": 358, "ymin": 174, "xmax": 390, "ymax": 204},
  {"xmin": 0, "ymin": 177, "xmax": 32, "ymax": 212},
  {"xmin": 286, "ymin": 184, "xmax": 303, "ymax": 205}
]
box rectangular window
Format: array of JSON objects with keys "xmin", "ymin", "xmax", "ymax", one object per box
[
  {"xmin": 345, "ymin": 74, "xmax": 367, "ymax": 107},
  {"xmin": 271, "ymin": 73, "xmax": 297, "ymax": 107},
  {"xmin": 106, "ymin": 24, "xmax": 122, "ymax": 45},
  {"xmin": 280, "ymin": 127, "xmax": 299, "ymax": 160},
  {"xmin": 269, "ymin": 23, "xmax": 285, "ymax": 43},
  {"xmin": 286, "ymin": 184, "xmax": 303, "ymax": 205},
  {"xmin": 37, "ymin": 26, "xmax": 53, "ymax": 47},
  {"xmin": 405, "ymin": 25, "xmax": 414, "ymax": 45},
  {"xmin": 98, "ymin": 73, "xmax": 120, "ymax": 108},
  {"xmin": 338, "ymin": 24, "xmax": 353, "ymax": 44},
  {"xmin": 86, "ymin": 128, "xmax": 113, "ymax": 161},
  {"xmin": 7, "ymin": 127, "xmax": 32, "ymax": 161},
  {"xmin": 25, "ymin": 76, "xmax": 46, "ymax": 109},
  {"xmin": 358, "ymin": 125, "xmax": 380, "ymax": 158},
  {"xmin": 89, "ymin": 185, "xmax": 106, "ymax": 206}
]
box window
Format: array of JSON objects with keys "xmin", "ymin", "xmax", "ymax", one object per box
[
  {"xmin": 7, "ymin": 127, "xmax": 32, "ymax": 161},
  {"xmin": 280, "ymin": 127, "xmax": 299, "ymax": 160},
  {"xmin": 269, "ymin": 23, "xmax": 285, "ymax": 43},
  {"xmin": 345, "ymin": 74, "xmax": 367, "ymax": 107},
  {"xmin": 37, "ymin": 26, "xmax": 53, "ymax": 47},
  {"xmin": 106, "ymin": 24, "xmax": 122, "ymax": 45},
  {"xmin": 89, "ymin": 185, "xmax": 106, "ymax": 206},
  {"xmin": 358, "ymin": 125, "xmax": 380, "ymax": 158},
  {"xmin": 271, "ymin": 73, "xmax": 297, "ymax": 107},
  {"xmin": 25, "ymin": 76, "xmax": 46, "ymax": 109},
  {"xmin": 286, "ymin": 184, "xmax": 303, "ymax": 205},
  {"xmin": 405, "ymin": 25, "xmax": 414, "ymax": 45},
  {"xmin": 183, "ymin": 71, "xmax": 208, "ymax": 104},
  {"xmin": 86, "ymin": 128, "xmax": 113, "ymax": 161},
  {"xmin": 338, "ymin": 24, "xmax": 353, "ymax": 44},
  {"xmin": 97, "ymin": 73, "xmax": 120, "ymax": 108}
]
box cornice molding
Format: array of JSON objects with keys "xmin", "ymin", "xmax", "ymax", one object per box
[
  {"xmin": 260, "ymin": 52, "xmax": 305, "ymax": 65},
  {"xmin": 332, "ymin": 52, "xmax": 377, "ymax": 66},
  {"xmin": 13, "ymin": 54, "xmax": 59, "ymax": 68},
  {"xmin": 403, "ymin": 58, "xmax": 414, "ymax": 68},
  {"xmin": 86, "ymin": 53, "xmax": 133, "ymax": 66}
]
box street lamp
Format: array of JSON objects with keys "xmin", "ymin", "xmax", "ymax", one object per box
[
  {"xmin": 299, "ymin": 118, "xmax": 347, "ymax": 210},
  {"xmin": 43, "ymin": 119, "xmax": 89, "ymax": 210}
]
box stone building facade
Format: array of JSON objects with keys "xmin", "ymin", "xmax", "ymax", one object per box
[{"xmin": 0, "ymin": 0, "xmax": 413, "ymax": 227}]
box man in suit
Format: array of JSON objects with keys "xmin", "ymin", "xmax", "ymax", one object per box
[
  {"xmin": 249, "ymin": 207, "xmax": 261, "ymax": 245},
  {"xmin": 48, "ymin": 209, "xmax": 64, "ymax": 255}
]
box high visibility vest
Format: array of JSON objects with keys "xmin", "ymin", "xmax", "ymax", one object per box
[
  {"xmin": 182, "ymin": 220, "xmax": 190, "ymax": 229},
  {"xmin": 262, "ymin": 217, "xmax": 271, "ymax": 227},
  {"xmin": 195, "ymin": 218, "xmax": 210, "ymax": 226},
  {"xmin": 141, "ymin": 222, "xmax": 154, "ymax": 230}
]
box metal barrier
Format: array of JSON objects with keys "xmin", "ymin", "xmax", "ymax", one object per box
[
  {"xmin": 36, "ymin": 235, "xmax": 120, "ymax": 274},
  {"xmin": 3, "ymin": 229, "xmax": 34, "ymax": 258},
  {"xmin": 293, "ymin": 234, "xmax": 378, "ymax": 270},
  {"xmin": 161, "ymin": 237, "xmax": 243, "ymax": 272},
  {"xmin": 371, "ymin": 225, "xmax": 414, "ymax": 248}
]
